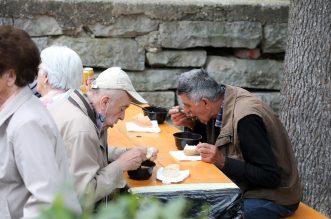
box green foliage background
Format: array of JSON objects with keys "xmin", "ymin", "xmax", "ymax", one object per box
[{"xmin": 38, "ymin": 194, "xmax": 209, "ymax": 219}]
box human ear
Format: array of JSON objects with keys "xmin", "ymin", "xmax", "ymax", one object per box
[
  {"xmin": 201, "ymin": 98, "xmax": 209, "ymax": 108},
  {"xmin": 100, "ymin": 95, "xmax": 111, "ymax": 110},
  {"xmin": 5, "ymin": 69, "xmax": 16, "ymax": 86},
  {"xmin": 43, "ymin": 73, "xmax": 48, "ymax": 84},
  {"xmin": 202, "ymin": 98, "xmax": 214, "ymax": 111}
]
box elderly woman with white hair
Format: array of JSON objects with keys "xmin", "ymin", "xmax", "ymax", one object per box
[{"xmin": 37, "ymin": 45, "xmax": 83, "ymax": 106}]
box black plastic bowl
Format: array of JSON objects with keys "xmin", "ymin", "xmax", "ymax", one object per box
[
  {"xmin": 143, "ymin": 106, "xmax": 168, "ymax": 124},
  {"xmin": 173, "ymin": 131, "xmax": 202, "ymax": 150},
  {"xmin": 128, "ymin": 160, "xmax": 156, "ymax": 180}
]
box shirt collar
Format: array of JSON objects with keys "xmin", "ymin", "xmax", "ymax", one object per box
[{"xmin": 215, "ymin": 103, "xmax": 224, "ymax": 128}]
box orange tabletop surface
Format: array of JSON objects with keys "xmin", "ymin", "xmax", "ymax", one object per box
[{"xmin": 107, "ymin": 104, "xmax": 236, "ymax": 189}]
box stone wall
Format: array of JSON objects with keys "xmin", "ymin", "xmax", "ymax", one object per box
[{"xmin": 0, "ymin": 0, "xmax": 289, "ymax": 112}]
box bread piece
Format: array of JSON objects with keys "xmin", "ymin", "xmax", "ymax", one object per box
[
  {"xmin": 146, "ymin": 147, "xmax": 155, "ymax": 159},
  {"xmin": 183, "ymin": 145, "xmax": 199, "ymax": 156},
  {"xmin": 132, "ymin": 113, "xmax": 153, "ymax": 127},
  {"xmin": 162, "ymin": 164, "xmax": 180, "ymax": 178}
]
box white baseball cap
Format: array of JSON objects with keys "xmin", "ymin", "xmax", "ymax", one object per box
[{"xmin": 91, "ymin": 67, "xmax": 147, "ymax": 104}]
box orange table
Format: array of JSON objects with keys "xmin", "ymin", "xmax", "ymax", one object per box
[
  {"xmin": 107, "ymin": 104, "xmax": 242, "ymax": 218},
  {"xmin": 108, "ymin": 104, "xmax": 234, "ymax": 187}
]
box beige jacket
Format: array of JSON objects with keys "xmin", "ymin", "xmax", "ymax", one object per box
[
  {"xmin": 48, "ymin": 90, "xmax": 126, "ymax": 204},
  {"xmin": 0, "ymin": 87, "xmax": 81, "ymax": 219}
]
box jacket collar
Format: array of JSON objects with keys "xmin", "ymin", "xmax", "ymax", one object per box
[
  {"xmin": 219, "ymin": 85, "xmax": 238, "ymax": 138},
  {"xmin": 0, "ymin": 86, "xmax": 32, "ymax": 126},
  {"xmin": 68, "ymin": 90, "xmax": 107, "ymax": 150},
  {"xmin": 68, "ymin": 90, "xmax": 98, "ymax": 127}
]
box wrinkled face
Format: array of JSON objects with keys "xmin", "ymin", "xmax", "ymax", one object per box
[
  {"xmin": 179, "ymin": 94, "xmax": 212, "ymax": 124},
  {"xmin": 103, "ymin": 91, "xmax": 131, "ymax": 129}
]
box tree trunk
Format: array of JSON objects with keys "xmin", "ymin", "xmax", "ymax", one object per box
[{"xmin": 281, "ymin": 0, "xmax": 331, "ymax": 217}]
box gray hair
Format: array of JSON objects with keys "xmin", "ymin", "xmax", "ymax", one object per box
[
  {"xmin": 177, "ymin": 69, "xmax": 225, "ymax": 103},
  {"xmin": 40, "ymin": 45, "xmax": 83, "ymax": 90}
]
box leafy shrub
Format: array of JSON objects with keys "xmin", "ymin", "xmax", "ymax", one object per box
[{"xmin": 38, "ymin": 193, "xmax": 208, "ymax": 219}]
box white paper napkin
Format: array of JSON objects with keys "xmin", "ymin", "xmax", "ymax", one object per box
[
  {"xmin": 126, "ymin": 120, "xmax": 160, "ymax": 133},
  {"xmin": 169, "ymin": 151, "xmax": 202, "ymax": 161},
  {"xmin": 156, "ymin": 167, "xmax": 190, "ymax": 184}
]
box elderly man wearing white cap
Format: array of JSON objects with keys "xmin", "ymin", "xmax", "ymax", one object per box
[{"xmin": 48, "ymin": 67, "xmax": 157, "ymax": 207}]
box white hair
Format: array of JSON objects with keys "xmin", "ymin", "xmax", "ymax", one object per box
[{"xmin": 40, "ymin": 45, "xmax": 83, "ymax": 90}]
